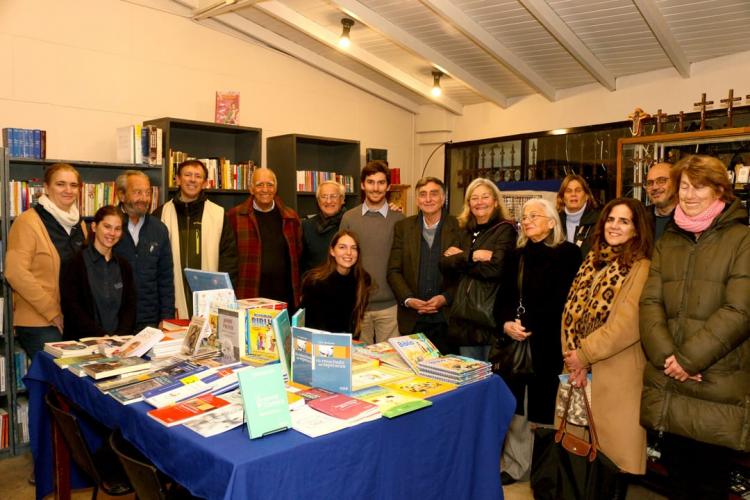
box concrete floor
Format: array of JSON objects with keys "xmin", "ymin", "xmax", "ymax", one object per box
[{"xmin": 0, "ymin": 451, "xmax": 666, "ymax": 500}]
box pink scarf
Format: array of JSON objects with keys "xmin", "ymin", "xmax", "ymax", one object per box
[{"xmin": 674, "ymin": 199, "xmax": 725, "ymax": 233}]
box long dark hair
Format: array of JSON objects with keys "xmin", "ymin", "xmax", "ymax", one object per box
[
  {"xmin": 591, "ymin": 198, "xmax": 653, "ymax": 266},
  {"xmin": 302, "ymin": 229, "xmax": 373, "ymax": 335}
]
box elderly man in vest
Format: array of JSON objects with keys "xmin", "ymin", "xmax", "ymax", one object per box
[
  {"xmin": 153, "ymin": 160, "xmax": 238, "ymax": 318},
  {"xmin": 227, "ymin": 167, "xmax": 302, "ymax": 310}
]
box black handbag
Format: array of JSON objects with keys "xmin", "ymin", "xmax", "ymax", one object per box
[
  {"xmin": 489, "ymin": 255, "xmax": 533, "ymax": 379},
  {"xmin": 530, "ymin": 384, "xmax": 619, "ymax": 500}
]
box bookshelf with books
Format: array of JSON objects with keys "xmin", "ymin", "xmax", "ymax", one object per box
[
  {"xmin": 267, "ymin": 134, "xmax": 361, "ymax": 218},
  {"xmin": 0, "ymin": 150, "xmax": 164, "ymax": 458},
  {"xmin": 143, "ymin": 117, "xmax": 262, "ymax": 210}
]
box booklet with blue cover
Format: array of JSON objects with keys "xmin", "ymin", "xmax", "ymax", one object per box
[
  {"xmin": 184, "ymin": 268, "xmax": 234, "ymax": 292},
  {"xmin": 291, "ymin": 327, "xmax": 352, "ymax": 393},
  {"xmin": 272, "ymin": 309, "xmax": 292, "ymax": 382},
  {"xmin": 237, "ymin": 364, "xmax": 291, "ymax": 439}
]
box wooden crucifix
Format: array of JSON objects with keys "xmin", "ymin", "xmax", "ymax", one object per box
[
  {"xmin": 720, "ymin": 89, "xmax": 741, "ymax": 128},
  {"xmin": 693, "ymin": 93, "xmax": 714, "ymax": 131},
  {"xmin": 654, "ymin": 109, "xmax": 667, "ymax": 134},
  {"xmin": 678, "ymin": 111, "xmax": 685, "ymax": 132}
]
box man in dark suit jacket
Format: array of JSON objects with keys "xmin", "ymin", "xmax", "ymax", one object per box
[{"xmin": 387, "ymin": 177, "xmax": 460, "ymax": 354}]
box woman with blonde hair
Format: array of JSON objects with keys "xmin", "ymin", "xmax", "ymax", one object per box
[
  {"xmin": 440, "ymin": 178, "xmax": 516, "ymax": 360},
  {"xmin": 640, "ymin": 155, "xmax": 750, "ymax": 499},
  {"xmin": 495, "ymin": 197, "xmax": 581, "ymax": 484},
  {"xmin": 6, "ymin": 163, "xmax": 87, "ymax": 358}
]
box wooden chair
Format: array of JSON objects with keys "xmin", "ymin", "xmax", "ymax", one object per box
[{"xmin": 44, "ymin": 390, "xmax": 133, "ymax": 499}]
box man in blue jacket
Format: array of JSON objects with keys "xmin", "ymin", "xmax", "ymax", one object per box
[{"xmin": 114, "ymin": 170, "xmax": 175, "ymax": 330}]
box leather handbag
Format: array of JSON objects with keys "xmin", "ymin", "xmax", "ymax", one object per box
[
  {"xmin": 530, "ymin": 383, "xmax": 619, "ymax": 500},
  {"xmin": 489, "ymin": 255, "xmax": 533, "ymax": 379}
]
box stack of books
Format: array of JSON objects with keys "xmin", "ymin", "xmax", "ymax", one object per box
[
  {"xmin": 2, "ymin": 127, "xmax": 46, "ymax": 158},
  {"xmin": 417, "ymin": 355, "xmax": 492, "ymax": 386}
]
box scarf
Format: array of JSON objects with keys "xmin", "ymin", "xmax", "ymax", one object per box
[
  {"xmin": 674, "ymin": 199, "xmax": 726, "ymax": 234},
  {"xmin": 562, "ymin": 244, "xmax": 631, "ymax": 351},
  {"xmin": 315, "ymin": 210, "xmax": 343, "ymax": 234},
  {"xmin": 37, "ymin": 193, "xmax": 80, "ymax": 235},
  {"xmin": 564, "ymin": 203, "xmax": 586, "ymax": 244}
]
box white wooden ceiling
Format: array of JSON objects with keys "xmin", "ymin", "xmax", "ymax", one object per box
[{"xmin": 170, "ymin": 0, "xmax": 750, "ymax": 115}]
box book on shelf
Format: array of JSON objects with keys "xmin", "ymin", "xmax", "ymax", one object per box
[
  {"xmin": 388, "ymin": 334, "xmax": 441, "ymax": 373},
  {"xmin": 2, "ymin": 127, "xmax": 46, "ymax": 159},
  {"xmin": 295, "ymin": 170, "xmax": 355, "ymax": 194},
  {"xmin": 147, "ymin": 392, "xmax": 233, "ymax": 427},
  {"xmin": 238, "ymin": 364, "xmax": 291, "ymax": 439},
  {"xmin": 215, "ymin": 91, "xmax": 240, "ymax": 125},
  {"xmin": 382, "ymin": 375, "xmax": 456, "ymax": 399},
  {"xmin": 184, "ymin": 391, "xmax": 245, "ymax": 438},
  {"xmin": 82, "ymin": 357, "xmax": 152, "ymax": 380},
  {"xmin": 291, "ymin": 327, "xmax": 352, "ymax": 394},
  {"xmin": 167, "ymin": 150, "xmax": 256, "ymax": 190},
  {"xmin": 115, "ymin": 124, "xmax": 162, "ymax": 165},
  {"xmin": 351, "ymin": 386, "xmax": 432, "ymax": 418}
]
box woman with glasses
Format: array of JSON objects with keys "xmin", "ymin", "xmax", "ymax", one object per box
[
  {"xmin": 301, "ymin": 181, "xmax": 346, "ymax": 274},
  {"xmin": 557, "ymin": 174, "xmax": 600, "ymax": 257},
  {"xmin": 5, "ymin": 163, "xmax": 88, "ymax": 358},
  {"xmin": 440, "ymin": 178, "xmax": 516, "ymax": 360},
  {"xmin": 640, "ymin": 155, "xmax": 750, "ymax": 499},
  {"xmin": 494, "ymin": 198, "xmax": 581, "ymax": 484}
]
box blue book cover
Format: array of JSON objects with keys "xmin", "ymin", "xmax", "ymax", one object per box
[
  {"xmin": 184, "ymin": 268, "xmax": 233, "ymax": 293},
  {"xmin": 271, "ymin": 309, "xmax": 292, "ymax": 382},
  {"xmin": 291, "ymin": 327, "xmax": 352, "ymax": 393},
  {"xmin": 238, "ymin": 364, "xmax": 291, "ymax": 439},
  {"xmin": 32, "ymin": 129, "xmax": 41, "ymax": 159},
  {"xmin": 291, "ymin": 308, "xmax": 305, "ymax": 328}
]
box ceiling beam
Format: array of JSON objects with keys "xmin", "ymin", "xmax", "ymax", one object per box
[
  {"xmin": 518, "ymin": 0, "xmax": 616, "ymax": 91},
  {"xmin": 198, "ymin": 12, "xmax": 422, "ymax": 114},
  {"xmin": 420, "ymin": 0, "xmax": 557, "ymax": 102},
  {"xmin": 632, "ymin": 0, "xmax": 690, "ymax": 78},
  {"xmin": 330, "ymin": 0, "xmax": 509, "ymax": 108},
  {"xmin": 255, "ymin": 1, "xmax": 462, "ymax": 115},
  {"xmin": 192, "ymin": 0, "xmax": 262, "ymax": 21}
]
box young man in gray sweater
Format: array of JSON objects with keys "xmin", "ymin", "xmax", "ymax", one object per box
[{"xmin": 340, "ymin": 160, "xmax": 404, "ymax": 343}]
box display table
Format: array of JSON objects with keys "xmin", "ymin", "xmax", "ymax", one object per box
[{"xmin": 25, "ymin": 353, "xmax": 515, "ymax": 500}]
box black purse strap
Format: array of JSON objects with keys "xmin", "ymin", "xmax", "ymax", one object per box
[{"xmin": 516, "ymin": 255, "xmax": 525, "ymax": 319}]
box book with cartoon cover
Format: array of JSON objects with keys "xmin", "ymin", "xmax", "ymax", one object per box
[
  {"xmin": 382, "ymin": 375, "xmax": 456, "ymax": 399},
  {"xmin": 291, "ymin": 327, "xmax": 352, "ymax": 394},
  {"xmin": 351, "ymin": 365, "xmax": 410, "ymax": 392},
  {"xmin": 351, "ymin": 386, "xmax": 432, "ymax": 418},
  {"xmin": 387, "ymin": 334, "xmax": 441, "ymax": 373}
]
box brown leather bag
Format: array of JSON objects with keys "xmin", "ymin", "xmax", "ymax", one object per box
[{"xmin": 555, "ymin": 383, "xmax": 600, "ymax": 462}]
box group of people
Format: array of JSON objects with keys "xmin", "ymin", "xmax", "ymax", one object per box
[{"xmin": 6, "ymin": 153, "xmax": 749, "ymax": 499}]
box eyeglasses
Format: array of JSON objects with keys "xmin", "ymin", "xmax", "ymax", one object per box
[
  {"xmin": 319, "ymin": 194, "xmax": 341, "ymax": 201},
  {"xmin": 520, "ymin": 214, "xmax": 549, "ymax": 222},
  {"xmin": 645, "ymin": 177, "xmax": 669, "ymax": 188},
  {"xmin": 254, "ymin": 182, "xmax": 275, "ymax": 189}
]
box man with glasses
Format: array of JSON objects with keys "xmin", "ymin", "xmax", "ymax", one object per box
[
  {"xmin": 153, "ymin": 160, "xmax": 238, "ymax": 319},
  {"xmin": 301, "ymin": 180, "xmax": 346, "ymax": 274},
  {"xmin": 228, "ymin": 168, "xmax": 302, "ymax": 310},
  {"xmin": 387, "ymin": 177, "xmax": 459, "ymax": 353},
  {"xmin": 645, "ymin": 162, "xmax": 676, "ymax": 240},
  {"xmin": 114, "ymin": 170, "xmax": 174, "ymax": 330}
]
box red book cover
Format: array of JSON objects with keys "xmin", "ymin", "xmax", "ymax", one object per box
[
  {"xmin": 215, "ymin": 91, "xmax": 240, "ymax": 125},
  {"xmin": 147, "ymin": 393, "xmax": 231, "ymax": 427},
  {"xmin": 308, "ymin": 393, "xmax": 377, "ymax": 421}
]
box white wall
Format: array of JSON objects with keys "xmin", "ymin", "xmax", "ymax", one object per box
[
  {"xmin": 0, "ymin": 0, "xmax": 415, "ymax": 177},
  {"xmin": 451, "ymin": 50, "xmax": 750, "ymax": 142}
]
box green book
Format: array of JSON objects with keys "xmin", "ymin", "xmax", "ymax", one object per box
[{"xmin": 237, "ymin": 364, "xmax": 291, "ymax": 439}]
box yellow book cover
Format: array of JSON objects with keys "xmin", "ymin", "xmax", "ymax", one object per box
[
  {"xmin": 248, "ymin": 308, "xmax": 281, "ymax": 359},
  {"xmin": 382, "ymin": 375, "xmax": 456, "ymax": 399}
]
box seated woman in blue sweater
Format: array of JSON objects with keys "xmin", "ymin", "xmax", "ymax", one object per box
[
  {"xmin": 300, "ymin": 229, "xmax": 372, "ymax": 336},
  {"xmin": 61, "ymin": 205, "xmax": 136, "ymax": 340}
]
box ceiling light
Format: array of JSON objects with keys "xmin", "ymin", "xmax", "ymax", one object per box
[
  {"xmin": 431, "ymin": 70, "xmax": 443, "ymax": 97},
  {"xmin": 339, "ymin": 18, "xmax": 354, "ymax": 48}
]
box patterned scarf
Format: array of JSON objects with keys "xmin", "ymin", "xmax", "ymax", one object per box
[{"xmin": 562, "ymin": 244, "xmax": 631, "ymax": 351}]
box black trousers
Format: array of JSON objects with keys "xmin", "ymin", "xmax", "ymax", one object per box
[{"xmin": 661, "ymin": 432, "xmax": 731, "ymax": 500}]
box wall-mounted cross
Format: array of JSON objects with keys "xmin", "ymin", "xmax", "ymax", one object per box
[
  {"xmin": 693, "ymin": 93, "xmax": 713, "ymax": 131},
  {"xmin": 653, "ymin": 109, "xmax": 667, "ymax": 134},
  {"xmin": 720, "ymin": 89, "xmax": 741, "ymax": 128}
]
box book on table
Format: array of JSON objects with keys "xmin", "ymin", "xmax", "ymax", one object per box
[
  {"xmin": 307, "ymin": 393, "xmax": 380, "ymax": 424},
  {"xmin": 291, "ymin": 327, "xmax": 352, "ymax": 394},
  {"xmin": 109, "ymin": 375, "xmax": 175, "ymax": 405},
  {"xmin": 82, "ymin": 357, "xmax": 152, "ymax": 380},
  {"xmin": 147, "ymin": 393, "xmax": 234, "ymax": 427},
  {"xmin": 238, "ymin": 364, "xmax": 291, "ymax": 439},
  {"xmin": 382, "ymin": 375, "xmax": 457, "ymax": 399},
  {"xmin": 351, "ymin": 386, "xmax": 433, "ymax": 418},
  {"xmin": 388, "ymin": 334, "xmax": 441, "ymax": 373},
  {"xmin": 353, "ymin": 341, "xmax": 411, "ymax": 373},
  {"xmin": 107, "ymin": 327, "xmax": 164, "ymax": 357},
  {"xmin": 417, "ymin": 355, "xmax": 492, "ymax": 385},
  {"xmin": 53, "ymin": 353, "xmax": 105, "ymax": 369},
  {"xmin": 184, "ymin": 268, "xmax": 233, "ymax": 293},
  {"xmin": 44, "ymin": 337, "xmax": 119, "ymax": 358},
  {"xmin": 351, "ymin": 365, "xmax": 411, "ymax": 392},
  {"xmin": 182, "ymin": 316, "xmax": 209, "ymax": 356},
  {"xmin": 183, "ymin": 390, "xmax": 245, "ymax": 438},
  {"xmin": 217, "ymin": 297, "xmax": 287, "ymax": 361}
]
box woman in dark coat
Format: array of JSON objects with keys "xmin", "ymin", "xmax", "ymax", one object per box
[
  {"xmin": 61, "ymin": 205, "xmax": 136, "ymax": 340},
  {"xmin": 557, "ymin": 174, "xmax": 600, "ymax": 258},
  {"xmin": 440, "ymin": 177, "xmax": 517, "ymax": 360},
  {"xmin": 495, "ymin": 198, "xmax": 581, "ymax": 483},
  {"xmin": 640, "ymin": 155, "xmax": 750, "ymax": 499}
]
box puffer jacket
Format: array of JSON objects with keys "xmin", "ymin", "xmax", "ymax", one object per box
[{"xmin": 639, "ymin": 199, "xmax": 750, "ymax": 451}]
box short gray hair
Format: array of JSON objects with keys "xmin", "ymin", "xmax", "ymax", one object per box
[
  {"xmin": 316, "ymin": 180, "xmax": 345, "ymax": 199},
  {"xmin": 517, "ymin": 198, "xmax": 566, "ymax": 248},
  {"xmin": 251, "ymin": 167, "xmax": 277, "ymax": 187},
  {"xmin": 116, "ymin": 170, "xmax": 151, "ymax": 193}
]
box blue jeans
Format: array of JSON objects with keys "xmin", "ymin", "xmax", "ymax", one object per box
[
  {"xmin": 16, "ymin": 326, "xmax": 63, "ymax": 360},
  {"xmin": 460, "ymin": 345, "xmax": 491, "ymax": 361}
]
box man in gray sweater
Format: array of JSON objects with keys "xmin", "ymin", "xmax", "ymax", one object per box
[{"xmin": 340, "ymin": 160, "xmax": 404, "ymax": 343}]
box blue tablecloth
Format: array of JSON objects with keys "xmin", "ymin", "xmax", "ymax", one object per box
[{"xmin": 26, "ymin": 353, "xmax": 515, "ymax": 500}]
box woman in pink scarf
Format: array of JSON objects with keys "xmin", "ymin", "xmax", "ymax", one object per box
[{"xmin": 640, "ymin": 155, "xmax": 750, "ymax": 500}]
